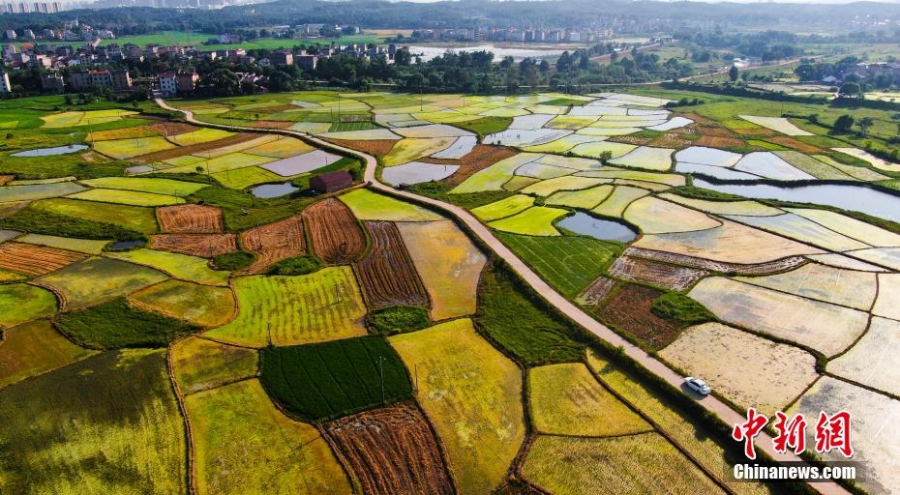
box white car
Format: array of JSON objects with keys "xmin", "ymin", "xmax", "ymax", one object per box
[{"xmin": 684, "ymin": 376, "xmax": 711, "ymax": 396}]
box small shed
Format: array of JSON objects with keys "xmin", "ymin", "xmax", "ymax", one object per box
[{"xmin": 310, "ymin": 170, "xmax": 353, "ymax": 193}]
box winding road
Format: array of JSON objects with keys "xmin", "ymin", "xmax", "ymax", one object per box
[{"xmin": 156, "ymin": 97, "xmax": 851, "ymax": 495}]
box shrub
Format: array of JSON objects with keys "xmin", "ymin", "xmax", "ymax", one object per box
[
  {"xmin": 650, "ymin": 292, "xmax": 715, "ymax": 326},
  {"xmin": 368, "ymin": 306, "xmax": 430, "ymax": 335},
  {"xmin": 55, "ymin": 298, "xmax": 200, "ymax": 349},
  {"xmin": 211, "ymin": 251, "xmax": 255, "ymax": 271},
  {"xmin": 268, "ymin": 255, "xmax": 323, "ymax": 276}
]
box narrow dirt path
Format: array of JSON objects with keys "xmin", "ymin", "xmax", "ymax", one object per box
[{"xmin": 156, "ymin": 97, "xmax": 851, "ymax": 495}]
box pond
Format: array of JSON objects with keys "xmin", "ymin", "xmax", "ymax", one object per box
[
  {"xmin": 250, "ymin": 182, "xmax": 299, "ymax": 199},
  {"xmin": 557, "ymin": 212, "xmax": 637, "ymax": 242},
  {"xmin": 694, "ymin": 178, "xmax": 900, "ymax": 223},
  {"xmin": 11, "ymin": 144, "xmax": 88, "ymax": 157}
]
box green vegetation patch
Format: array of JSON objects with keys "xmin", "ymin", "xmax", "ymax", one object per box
[
  {"xmin": 450, "ymin": 117, "xmax": 513, "ymax": 138},
  {"xmin": 56, "ymin": 297, "xmax": 201, "ymax": 349},
  {"xmin": 0, "ymin": 349, "xmax": 187, "ymax": 495},
  {"xmin": 368, "ymin": 305, "xmax": 431, "ymax": 335},
  {"xmin": 268, "ymin": 255, "xmax": 322, "ymax": 276},
  {"xmin": 260, "ymin": 335, "xmax": 413, "ymax": 421},
  {"xmin": 0, "ymin": 204, "xmax": 146, "ymax": 241},
  {"xmin": 211, "ymin": 250, "xmax": 256, "ymax": 271},
  {"xmin": 32, "ymin": 198, "xmax": 159, "ymax": 234},
  {"xmin": 0, "ymin": 283, "xmax": 58, "ymax": 328},
  {"xmin": 477, "ymin": 262, "xmax": 586, "ymax": 366},
  {"xmin": 0, "ymin": 320, "xmax": 97, "ymax": 389},
  {"xmin": 496, "ymin": 232, "xmax": 623, "ymax": 298},
  {"xmin": 80, "ymin": 177, "xmax": 208, "ymax": 196},
  {"xmin": 36, "ymin": 257, "xmax": 168, "ymax": 311},
  {"xmin": 650, "ymin": 291, "xmax": 716, "ymax": 327},
  {"xmin": 407, "ymin": 181, "xmax": 511, "ymax": 209}
]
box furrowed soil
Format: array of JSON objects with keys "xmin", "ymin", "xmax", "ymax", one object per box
[
  {"xmin": 609, "ymin": 256, "xmax": 709, "ymax": 291},
  {"xmin": 326, "ymin": 139, "xmax": 398, "ymax": 158},
  {"xmin": 0, "ymin": 242, "xmax": 88, "ymax": 276},
  {"xmin": 150, "ymin": 233, "xmax": 239, "ymax": 258},
  {"xmin": 324, "ymin": 402, "xmax": 455, "ymax": 495},
  {"xmin": 354, "ymin": 221, "xmax": 429, "ymax": 310},
  {"xmin": 156, "ymin": 204, "xmax": 225, "ymax": 233},
  {"xmin": 594, "ymin": 284, "xmax": 680, "ymax": 350},
  {"xmin": 131, "ymin": 133, "xmax": 262, "ymax": 163},
  {"xmin": 239, "ymin": 215, "xmax": 305, "ymax": 274},
  {"xmin": 303, "ymin": 198, "xmax": 366, "ymax": 265}
]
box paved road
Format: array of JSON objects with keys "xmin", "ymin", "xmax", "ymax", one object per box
[{"xmin": 157, "ymin": 97, "xmax": 851, "ymax": 495}]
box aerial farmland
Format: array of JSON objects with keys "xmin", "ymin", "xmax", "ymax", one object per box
[{"xmin": 1, "ymin": 86, "xmax": 898, "ymax": 495}]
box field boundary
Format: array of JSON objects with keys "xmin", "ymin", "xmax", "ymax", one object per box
[{"xmin": 166, "ymin": 343, "xmax": 197, "ymax": 495}]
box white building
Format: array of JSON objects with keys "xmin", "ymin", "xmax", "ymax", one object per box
[
  {"xmin": 158, "ymin": 72, "xmax": 177, "ymax": 96},
  {"xmin": 0, "ymin": 72, "xmax": 12, "ymax": 94}
]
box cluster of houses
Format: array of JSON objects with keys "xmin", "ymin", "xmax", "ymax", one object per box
[{"xmin": 2, "ymin": 20, "xmax": 115, "ymax": 43}]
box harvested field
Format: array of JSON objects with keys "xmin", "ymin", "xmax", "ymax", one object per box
[
  {"xmin": 788, "ymin": 377, "xmax": 900, "ymax": 495},
  {"xmin": 829, "ymin": 316, "xmax": 900, "ymax": 398},
  {"xmin": 157, "ymin": 204, "xmax": 224, "ymax": 233},
  {"xmin": 661, "ymin": 322, "xmax": 818, "ymax": 414},
  {"xmin": 633, "ymin": 219, "xmax": 822, "ymax": 265},
  {"xmin": 695, "ymin": 135, "xmax": 747, "ymax": 149},
  {"xmin": 576, "ymin": 276, "xmax": 617, "ymax": 306},
  {"xmin": 389, "ymin": 319, "xmax": 524, "ymax": 495},
  {"xmin": 439, "ymin": 145, "xmax": 520, "ymax": 187},
  {"xmin": 528, "ymin": 363, "xmax": 651, "ymax": 437},
  {"xmin": 239, "ymin": 215, "xmax": 305, "ymax": 274},
  {"xmin": 303, "ymin": 199, "xmax": 365, "ymax": 265},
  {"xmin": 624, "ymin": 246, "xmax": 808, "ymax": 275},
  {"xmin": 689, "ymin": 277, "xmax": 868, "ymax": 356},
  {"xmin": 766, "ymin": 136, "xmax": 822, "ymax": 154},
  {"xmin": 735, "ymin": 263, "xmax": 877, "ymax": 310},
  {"xmin": 594, "ymin": 284, "xmax": 681, "ymax": 350},
  {"xmin": 204, "ymin": 267, "xmax": 367, "ymax": 347},
  {"xmin": 354, "ymin": 221, "xmax": 429, "ymax": 310},
  {"xmin": 523, "ymin": 434, "xmax": 724, "ymax": 495},
  {"xmin": 0, "ymin": 242, "xmax": 87, "ymax": 276},
  {"xmin": 325, "ymin": 139, "xmax": 398, "ymax": 158},
  {"xmin": 150, "ymin": 233, "xmax": 238, "ymax": 258},
  {"xmin": 609, "ymin": 256, "xmax": 709, "ymax": 290},
  {"xmin": 325, "ymin": 402, "xmax": 454, "ymax": 495},
  {"xmin": 396, "ymin": 220, "xmax": 486, "ymax": 320},
  {"xmin": 170, "ymin": 336, "xmax": 258, "ymax": 395}
]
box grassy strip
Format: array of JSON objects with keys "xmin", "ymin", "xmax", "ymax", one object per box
[
  {"xmin": 55, "ymin": 298, "xmax": 201, "ymax": 349},
  {"xmin": 260, "ymin": 335, "xmax": 412, "ymax": 422},
  {"xmin": 407, "ymin": 181, "xmax": 511, "ymax": 209},
  {"xmin": 0, "ymin": 205, "xmax": 145, "ymax": 241},
  {"xmin": 368, "ymin": 305, "xmax": 430, "ymax": 335},
  {"xmin": 476, "ymin": 261, "xmax": 586, "ymax": 367}
]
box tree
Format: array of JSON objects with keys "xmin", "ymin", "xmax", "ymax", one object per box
[
  {"xmin": 729, "ymin": 65, "xmax": 739, "ymax": 82},
  {"xmin": 838, "ymin": 82, "xmax": 863, "ymax": 99},
  {"xmin": 394, "ymin": 48, "xmax": 411, "ymax": 66},
  {"xmin": 858, "ymin": 116, "xmax": 875, "ymax": 136},
  {"xmin": 891, "ymin": 113, "xmax": 900, "ymax": 135},
  {"xmin": 834, "ymin": 114, "xmax": 855, "ymax": 133}
]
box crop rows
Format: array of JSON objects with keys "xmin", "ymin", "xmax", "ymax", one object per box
[
  {"xmin": 354, "ymin": 221, "xmax": 429, "ymax": 310},
  {"xmin": 239, "ymin": 215, "xmax": 305, "ymax": 274},
  {"xmin": 0, "ymin": 242, "xmax": 87, "ymax": 276},
  {"xmin": 303, "ymin": 198, "xmax": 366, "ymax": 264}
]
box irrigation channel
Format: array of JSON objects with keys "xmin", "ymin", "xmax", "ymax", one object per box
[{"xmin": 155, "ymin": 97, "xmax": 852, "ymax": 495}]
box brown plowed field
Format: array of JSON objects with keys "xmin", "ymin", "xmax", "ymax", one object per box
[
  {"xmin": 325, "ymin": 402, "xmax": 455, "ymax": 495},
  {"xmin": 577, "ymin": 276, "xmax": 617, "ymax": 306},
  {"xmin": 594, "ymin": 284, "xmax": 680, "ymax": 350},
  {"xmin": 303, "ymin": 198, "xmax": 366, "ymax": 265},
  {"xmin": 0, "ymin": 175, "xmax": 13, "ymax": 186},
  {"xmin": 426, "ymin": 145, "xmax": 518, "ymax": 187},
  {"xmin": 149, "ymin": 234, "xmax": 238, "ymax": 258},
  {"xmin": 0, "ymin": 242, "xmax": 88, "ymax": 276},
  {"xmin": 649, "ymin": 133, "xmax": 693, "ymax": 149},
  {"xmin": 149, "ymin": 122, "xmax": 198, "ymax": 136},
  {"xmin": 609, "ymin": 256, "xmax": 709, "ymax": 291},
  {"xmin": 327, "ymin": 139, "xmax": 398, "ymax": 158},
  {"xmin": 354, "ymin": 221, "xmax": 429, "ymax": 310},
  {"xmin": 624, "ymin": 247, "xmax": 808, "ymax": 275},
  {"xmin": 156, "ymin": 204, "xmax": 224, "ymax": 233},
  {"xmin": 239, "ymin": 215, "xmax": 305, "ymax": 275},
  {"xmin": 766, "ymin": 136, "xmax": 822, "ymax": 154},
  {"xmin": 131, "ymin": 133, "xmax": 262, "ymax": 163},
  {"xmin": 696, "ymin": 136, "xmax": 747, "ymax": 149},
  {"xmin": 609, "ymin": 135, "xmax": 653, "ymax": 146}
]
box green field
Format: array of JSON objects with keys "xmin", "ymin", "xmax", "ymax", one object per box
[
  {"xmin": 339, "ymin": 188, "xmax": 441, "ymax": 221},
  {"xmin": 389, "ymin": 318, "xmax": 524, "ymax": 495},
  {"xmin": 0, "ymin": 204, "xmax": 146, "ymax": 241},
  {"xmin": 497, "ymin": 232, "xmax": 623, "ymax": 297},
  {"xmin": 35, "ymin": 257, "xmax": 168, "ymax": 310},
  {"xmin": 16, "ymin": 233, "xmax": 110, "ymax": 254},
  {"xmin": 68, "ymin": 188, "xmax": 187, "ymax": 207},
  {"xmin": 260, "ymin": 336, "xmax": 412, "ymax": 421},
  {"xmin": 185, "ymin": 379, "xmax": 351, "ymax": 495},
  {"xmin": 204, "ymin": 267, "xmax": 367, "ymax": 347},
  {"xmin": 129, "ymin": 280, "xmax": 236, "ymax": 327},
  {"xmin": 0, "ymin": 349, "xmax": 187, "ymax": 495},
  {"xmin": 81, "ymin": 177, "xmax": 208, "ymax": 196},
  {"xmin": 32, "ymin": 198, "xmax": 159, "ymax": 234},
  {"xmin": 0, "ymin": 283, "xmax": 58, "ymax": 327},
  {"xmin": 487, "ymin": 206, "xmax": 568, "ymax": 236},
  {"xmin": 170, "ymin": 336, "xmax": 258, "ymax": 395},
  {"xmin": 0, "ymin": 320, "xmax": 96, "ymax": 388},
  {"xmin": 55, "ymin": 297, "xmax": 201, "ymax": 349},
  {"xmin": 107, "ymin": 249, "xmax": 231, "ymax": 286},
  {"xmin": 476, "ymin": 264, "xmax": 586, "ymax": 366}
]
